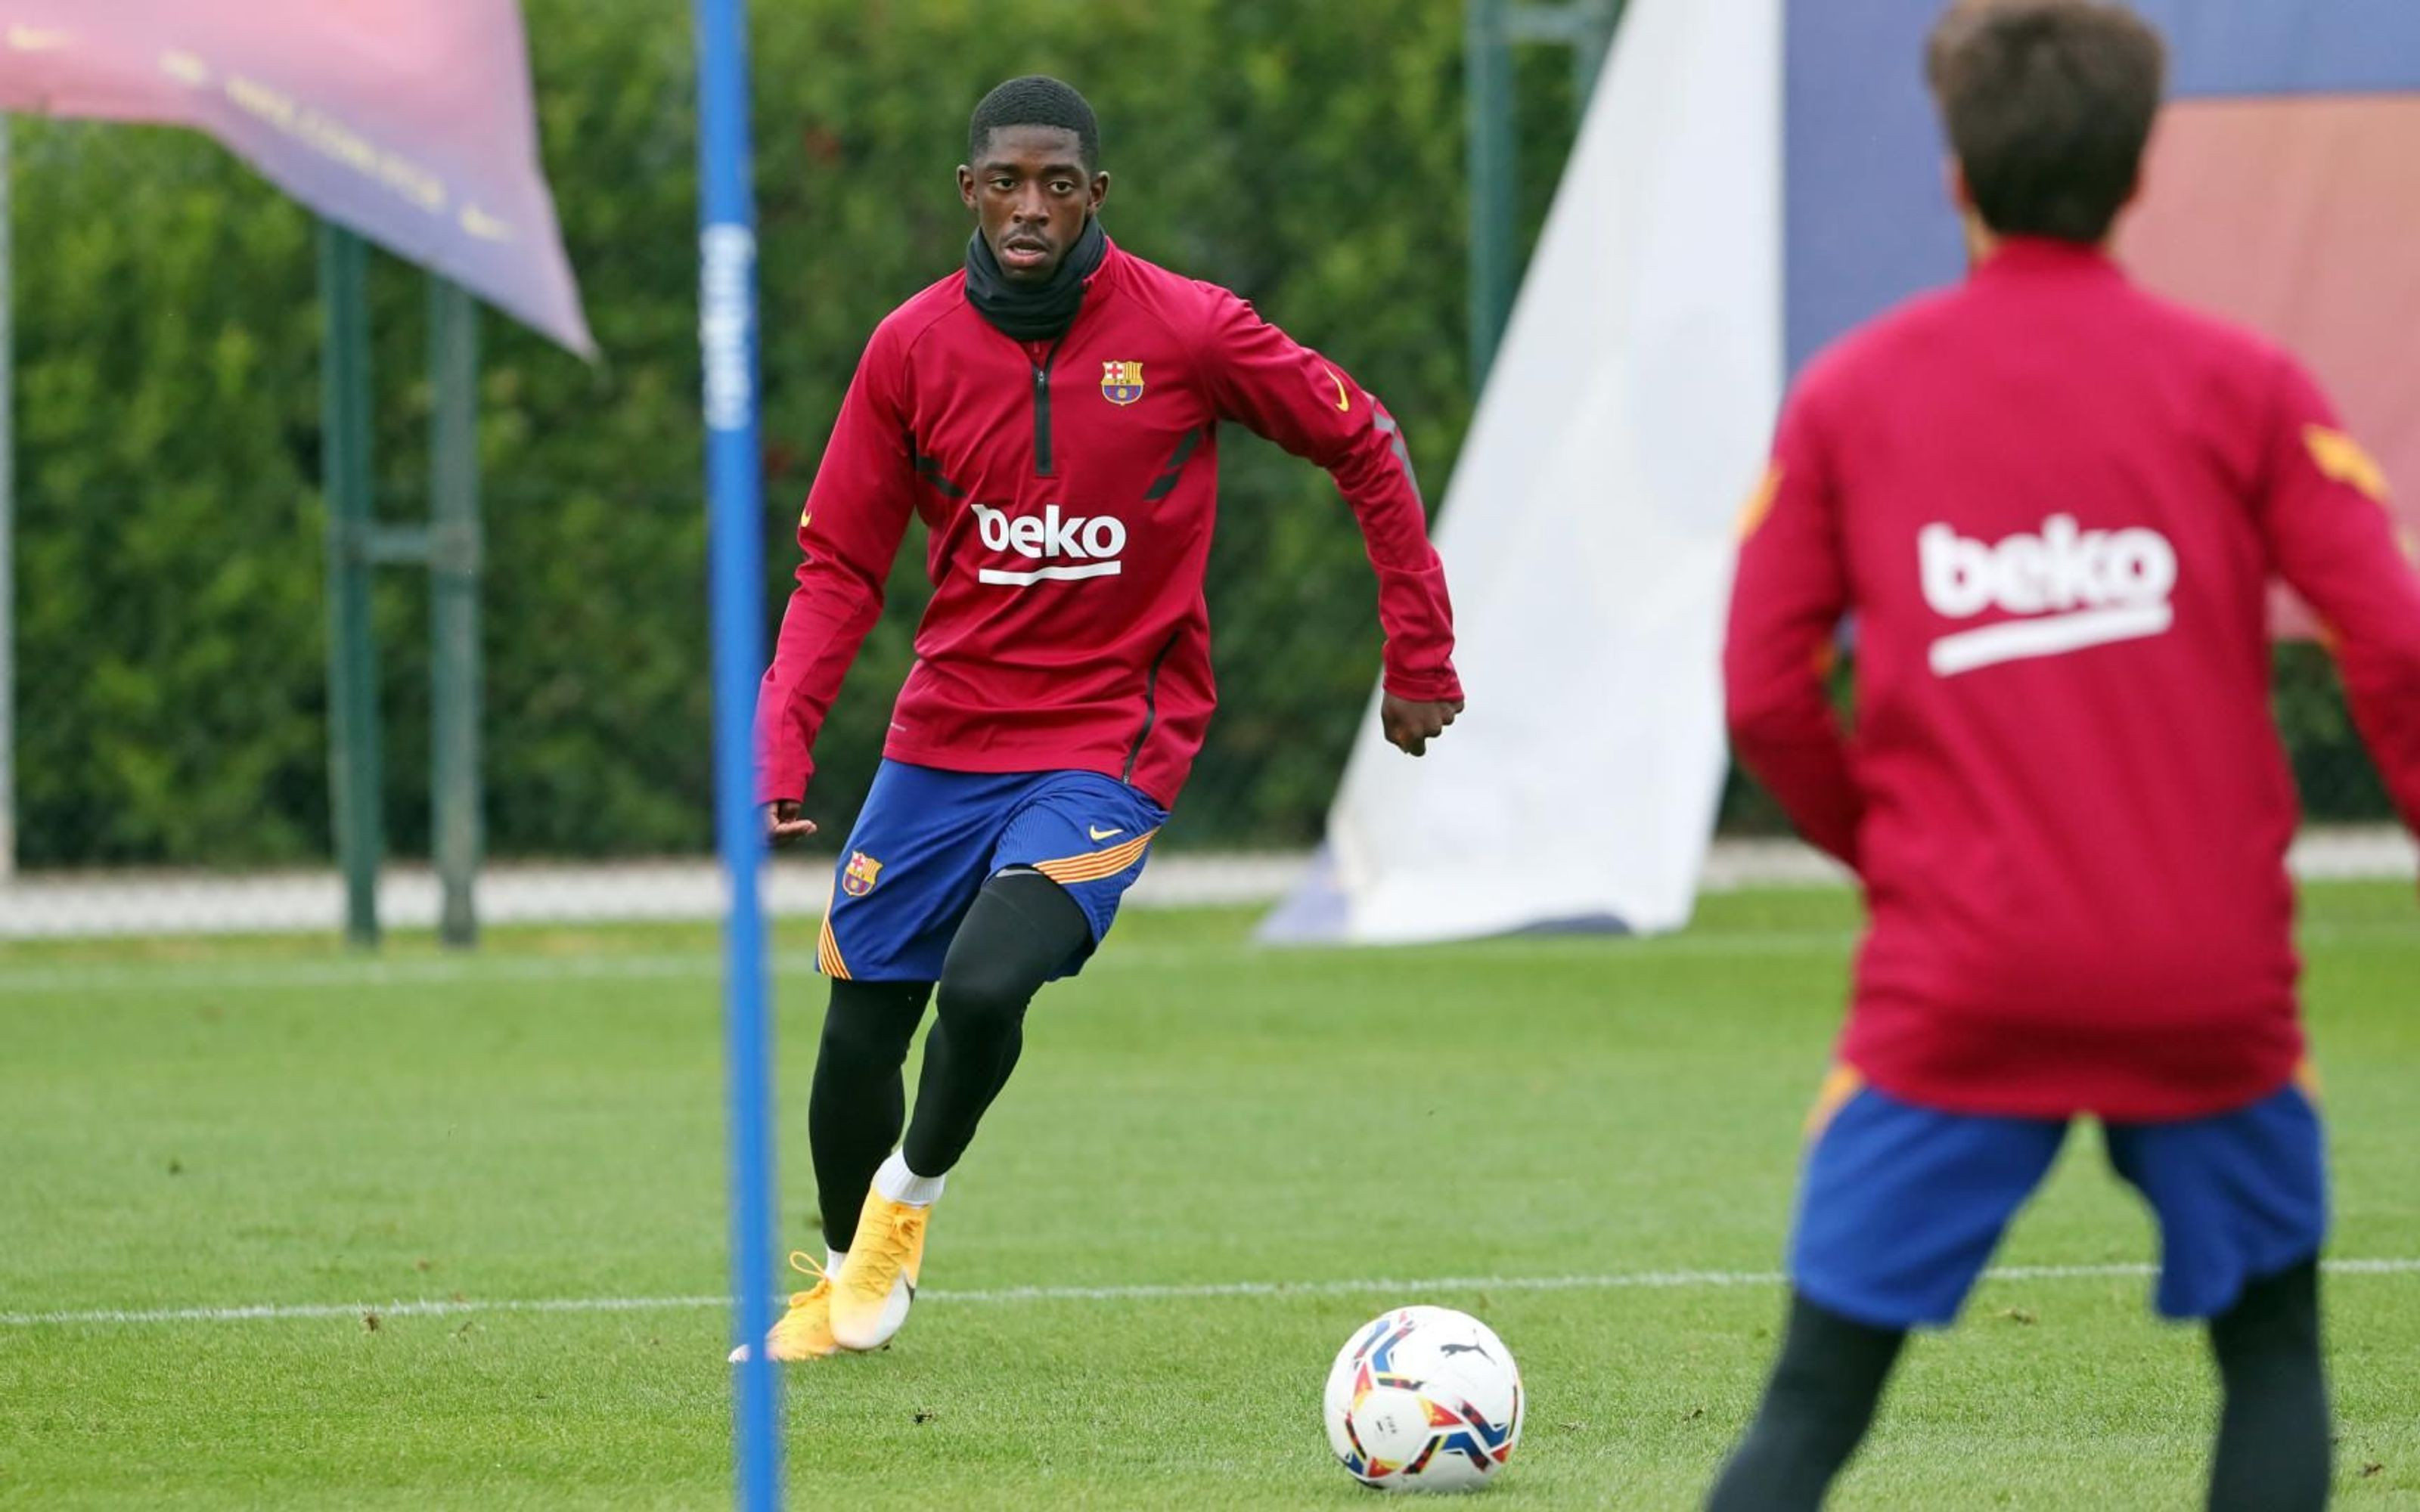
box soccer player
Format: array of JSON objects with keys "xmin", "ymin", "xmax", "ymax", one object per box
[
  {"xmin": 1710, "ymin": 3, "xmax": 2420, "ymax": 1507},
  {"xmin": 736, "ymin": 76, "xmax": 1464, "ymax": 1362}
]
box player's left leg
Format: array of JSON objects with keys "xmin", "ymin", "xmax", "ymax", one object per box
[
  {"xmin": 2208, "ymin": 1257, "xmax": 2326, "ymax": 1512},
  {"xmin": 827, "ymin": 871, "xmax": 1090, "ymax": 1352},
  {"xmin": 1708, "ymin": 1071, "xmax": 2068, "ymax": 1511},
  {"xmin": 2103, "ymin": 1077, "xmax": 2330, "ymax": 1512},
  {"xmin": 904, "ymin": 870, "xmax": 1091, "ymax": 1178},
  {"xmin": 826, "ymin": 771, "xmax": 1166, "ymax": 1352}
]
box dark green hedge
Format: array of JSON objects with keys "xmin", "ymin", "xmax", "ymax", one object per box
[{"xmin": 9, "ymin": 2, "xmax": 2390, "ymax": 866}]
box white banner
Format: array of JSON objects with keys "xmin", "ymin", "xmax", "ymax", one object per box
[{"xmin": 1264, "ymin": 0, "xmax": 1783, "ymax": 943}]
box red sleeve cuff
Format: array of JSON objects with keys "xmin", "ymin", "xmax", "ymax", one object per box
[
  {"xmin": 754, "ymin": 751, "xmax": 813, "ymax": 807},
  {"xmin": 1384, "ymin": 668, "xmax": 1465, "ymax": 704}
]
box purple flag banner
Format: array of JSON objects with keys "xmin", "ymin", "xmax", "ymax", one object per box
[{"xmin": 1, "ymin": 0, "xmax": 594, "ymax": 355}]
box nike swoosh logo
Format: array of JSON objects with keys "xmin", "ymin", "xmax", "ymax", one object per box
[
  {"xmin": 1324, "ymin": 367, "xmax": 1350, "ymax": 412},
  {"xmin": 1089, "ymin": 826, "xmax": 1125, "ymax": 842}
]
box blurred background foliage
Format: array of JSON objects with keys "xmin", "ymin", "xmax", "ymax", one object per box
[{"xmin": 9, "ymin": 0, "xmax": 2389, "ymax": 866}]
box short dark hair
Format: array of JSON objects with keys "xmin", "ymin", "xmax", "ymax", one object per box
[
  {"xmin": 1925, "ymin": 0, "xmax": 2166, "ymax": 243},
  {"xmin": 967, "ymin": 76, "xmax": 1100, "ymax": 172}
]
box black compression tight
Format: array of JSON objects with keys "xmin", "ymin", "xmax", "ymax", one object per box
[
  {"xmin": 806, "ymin": 870, "xmax": 1091, "ymax": 1252},
  {"xmin": 1705, "ymin": 1262, "xmax": 2331, "ymax": 1510},
  {"xmin": 808, "ymin": 978, "xmax": 930, "ymax": 1253},
  {"xmin": 2207, "ymin": 1257, "xmax": 2330, "ymax": 1512},
  {"xmin": 901, "ymin": 869, "xmax": 1092, "ymax": 1179},
  {"xmin": 1705, "ymin": 1292, "xmax": 1905, "ymax": 1511}
]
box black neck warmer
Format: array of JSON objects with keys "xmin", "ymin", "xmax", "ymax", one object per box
[{"xmin": 963, "ymin": 218, "xmax": 1107, "ymax": 343}]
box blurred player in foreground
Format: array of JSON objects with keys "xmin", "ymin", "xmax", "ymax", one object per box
[
  {"xmin": 1711, "ymin": 2, "xmax": 2420, "ymax": 1507},
  {"xmin": 739, "ymin": 76, "xmax": 1463, "ymax": 1362}
]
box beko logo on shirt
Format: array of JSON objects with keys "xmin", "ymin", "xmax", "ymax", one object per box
[
  {"xmin": 973, "ymin": 503, "xmax": 1128, "ymax": 585},
  {"xmin": 1919, "ymin": 514, "xmax": 2177, "ymax": 676}
]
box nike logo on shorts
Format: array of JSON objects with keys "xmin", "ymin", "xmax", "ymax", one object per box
[{"xmin": 1089, "ymin": 826, "xmax": 1125, "ymax": 842}]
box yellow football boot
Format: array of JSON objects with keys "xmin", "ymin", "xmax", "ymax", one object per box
[
  {"xmin": 827, "ymin": 1189, "xmax": 928, "ymax": 1351},
  {"xmin": 728, "ymin": 1252, "xmax": 840, "ymax": 1362}
]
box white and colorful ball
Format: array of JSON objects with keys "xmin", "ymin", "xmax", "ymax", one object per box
[{"xmin": 1323, "ymin": 1306, "xmax": 1523, "ymax": 1492}]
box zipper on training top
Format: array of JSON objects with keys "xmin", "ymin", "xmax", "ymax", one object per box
[{"xmin": 1031, "ymin": 339, "xmax": 1063, "ymax": 477}]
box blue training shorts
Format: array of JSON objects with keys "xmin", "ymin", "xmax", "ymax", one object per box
[
  {"xmin": 1790, "ymin": 1072, "xmax": 2327, "ymax": 1328},
  {"xmin": 815, "ymin": 761, "xmax": 1168, "ymax": 984}
]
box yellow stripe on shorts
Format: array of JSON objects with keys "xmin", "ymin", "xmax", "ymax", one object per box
[
  {"xmin": 1032, "ymin": 829, "xmax": 1159, "ymax": 886},
  {"xmin": 817, "ymin": 915, "xmax": 852, "ymax": 981},
  {"xmin": 1804, "ymin": 1064, "xmax": 1866, "ymax": 1140}
]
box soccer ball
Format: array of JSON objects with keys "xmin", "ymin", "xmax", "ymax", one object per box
[{"xmin": 1323, "ymin": 1306, "xmax": 1523, "ymax": 1492}]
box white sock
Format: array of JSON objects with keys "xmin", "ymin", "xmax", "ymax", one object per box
[
  {"xmin": 827, "ymin": 1248, "xmax": 847, "ymax": 1274},
  {"xmin": 873, "ymin": 1149, "xmax": 945, "ymax": 1207}
]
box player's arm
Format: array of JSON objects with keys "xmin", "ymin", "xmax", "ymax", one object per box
[
  {"xmin": 1201, "ymin": 290, "xmax": 1463, "ymax": 755},
  {"xmin": 754, "ymin": 321, "xmax": 918, "ymax": 843},
  {"xmin": 1723, "ymin": 391, "xmax": 1863, "ymax": 869},
  {"xmin": 2254, "ymin": 358, "xmax": 2420, "ymax": 849}
]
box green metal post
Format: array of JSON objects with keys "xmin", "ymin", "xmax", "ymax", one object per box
[
  {"xmin": 1, "ymin": 117, "xmax": 15, "ymax": 881},
  {"xmin": 429, "ymin": 276, "xmax": 482, "ymax": 949},
  {"xmin": 1466, "ymin": 0, "xmax": 1517, "ymax": 388},
  {"xmin": 1470, "ymin": 0, "xmax": 1630, "ymax": 391},
  {"xmin": 319, "ymin": 222, "xmax": 382, "ymax": 948},
  {"xmin": 1577, "ymin": 0, "xmax": 1625, "ymax": 100}
]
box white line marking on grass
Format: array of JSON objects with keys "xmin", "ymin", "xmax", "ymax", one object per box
[
  {"xmin": 0, "ymin": 1295, "xmax": 728, "ymax": 1326},
  {"xmin": 8, "ymin": 1258, "xmax": 2417, "ymax": 1328}
]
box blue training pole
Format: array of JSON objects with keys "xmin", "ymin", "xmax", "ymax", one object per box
[{"xmin": 693, "ymin": 0, "xmax": 781, "ymax": 1506}]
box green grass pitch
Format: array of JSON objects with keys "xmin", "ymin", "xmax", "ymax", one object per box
[{"xmin": 3, "ymin": 883, "xmax": 2416, "ymax": 1509}]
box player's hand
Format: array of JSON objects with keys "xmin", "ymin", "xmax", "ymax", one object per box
[
  {"xmin": 1381, "ymin": 693, "xmax": 1463, "ymax": 758},
  {"xmin": 765, "ymin": 799, "xmax": 818, "ymax": 847}
]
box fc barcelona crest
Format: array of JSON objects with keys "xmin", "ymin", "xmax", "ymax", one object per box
[
  {"xmin": 842, "ymin": 850, "xmax": 883, "ymax": 898},
  {"xmin": 1100, "ymin": 360, "xmax": 1146, "ymax": 405}
]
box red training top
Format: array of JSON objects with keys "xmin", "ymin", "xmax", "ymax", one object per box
[
  {"xmin": 756, "ymin": 237, "xmax": 1460, "ymax": 810},
  {"xmin": 1725, "ymin": 238, "xmax": 2420, "ymax": 1121}
]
